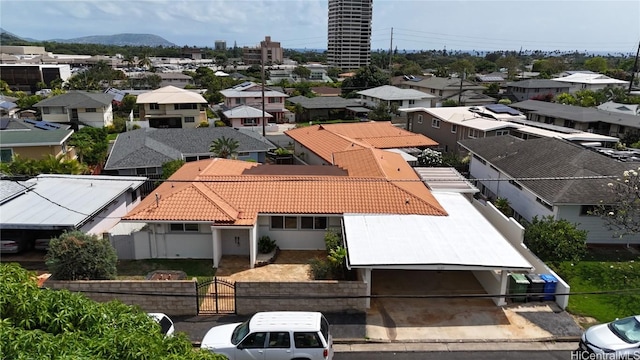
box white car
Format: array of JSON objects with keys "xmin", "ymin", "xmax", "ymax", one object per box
[
  {"xmin": 34, "ymin": 238, "xmax": 52, "ymax": 251},
  {"xmin": 579, "ymin": 315, "xmax": 640, "ymax": 356},
  {"xmin": 201, "ymin": 311, "xmax": 333, "ymax": 360},
  {"xmin": 148, "ymin": 313, "xmax": 175, "ymax": 337}
]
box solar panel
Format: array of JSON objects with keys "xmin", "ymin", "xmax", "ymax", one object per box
[
  {"xmin": 485, "ymin": 103, "xmax": 521, "ymax": 115},
  {"xmin": 23, "ymin": 118, "xmax": 38, "ymax": 125},
  {"xmin": 0, "ymin": 118, "xmax": 9, "ymax": 130}
]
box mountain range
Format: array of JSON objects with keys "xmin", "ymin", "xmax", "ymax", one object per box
[{"xmin": 0, "ymin": 28, "xmax": 176, "ymax": 47}]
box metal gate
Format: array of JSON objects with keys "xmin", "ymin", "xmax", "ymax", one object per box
[{"xmin": 197, "ymin": 277, "xmax": 236, "ymax": 314}]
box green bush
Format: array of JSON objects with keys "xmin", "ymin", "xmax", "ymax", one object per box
[
  {"xmin": 258, "ymin": 235, "xmax": 277, "ymax": 254},
  {"xmin": 214, "ymin": 120, "xmax": 226, "ymax": 127},
  {"xmin": 197, "ymin": 121, "xmax": 210, "ymax": 127},
  {"xmin": 309, "ymin": 258, "xmax": 333, "ymax": 280},
  {"xmin": 324, "ymin": 230, "xmax": 342, "ymax": 252},
  {"xmin": 46, "ymin": 231, "xmax": 118, "ymax": 280},
  {"xmin": 524, "ymin": 215, "xmax": 587, "ymax": 264}
]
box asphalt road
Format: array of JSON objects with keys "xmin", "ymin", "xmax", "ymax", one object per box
[{"xmin": 334, "ymin": 351, "xmax": 575, "ymax": 360}]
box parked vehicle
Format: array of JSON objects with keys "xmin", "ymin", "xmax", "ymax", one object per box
[
  {"xmin": 579, "ymin": 315, "xmax": 640, "ymax": 356},
  {"xmin": 201, "ymin": 311, "xmax": 333, "ymax": 360},
  {"xmin": 148, "ymin": 312, "xmax": 175, "ymax": 337},
  {"xmin": 34, "ymin": 238, "xmax": 52, "ymax": 251},
  {"xmin": 0, "ymin": 239, "xmax": 28, "ymax": 254}
]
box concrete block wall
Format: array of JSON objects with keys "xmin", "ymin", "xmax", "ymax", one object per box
[
  {"xmin": 235, "ymin": 280, "xmax": 368, "ymax": 315},
  {"xmin": 44, "ymin": 279, "xmax": 198, "ymax": 316}
]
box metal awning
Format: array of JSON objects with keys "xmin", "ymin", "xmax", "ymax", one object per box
[{"xmin": 343, "ymin": 192, "xmax": 533, "ymax": 271}]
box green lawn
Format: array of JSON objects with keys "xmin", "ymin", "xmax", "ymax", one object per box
[
  {"xmin": 116, "ymin": 259, "xmax": 215, "ymax": 283},
  {"xmin": 551, "ymin": 246, "xmax": 640, "ymax": 323}
]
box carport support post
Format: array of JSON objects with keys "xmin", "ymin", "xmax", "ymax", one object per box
[
  {"xmin": 363, "ymin": 268, "xmax": 371, "ymax": 309},
  {"xmin": 211, "ymin": 227, "xmax": 222, "ymax": 268},
  {"xmin": 497, "ymin": 270, "xmax": 508, "ymax": 306}
]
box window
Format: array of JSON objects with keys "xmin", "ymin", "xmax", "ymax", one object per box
[
  {"xmin": 242, "ymin": 118, "xmax": 258, "ymax": 126},
  {"xmin": 469, "ymin": 129, "xmax": 480, "ymax": 138},
  {"xmin": 451, "ymin": 124, "xmax": 457, "ymax": 133},
  {"xmin": 136, "ymin": 167, "xmax": 158, "ymax": 175},
  {"xmin": 300, "ymin": 216, "xmax": 328, "ymax": 230},
  {"xmin": 417, "ymin": 114, "xmax": 423, "ymax": 124},
  {"xmin": 508, "ymin": 179, "xmax": 522, "ymax": 190},
  {"xmin": 241, "ymin": 332, "xmax": 267, "ymax": 349},
  {"xmin": 408, "ymin": 99, "xmax": 415, "ymax": 105},
  {"xmin": 271, "ymin": 216, "xmax": 298, "ymax": 229},
  {"xmin": 268, "ymin": 97, "xmax": 281, "ymax": 103},
  {"xmin": 294, "ymin": 332, "xmax": 322, "ymax": 348},
  {"xmin": 268, "ymin": 332, "xmax": 291, "ymax": 348},
  {"xmin": 496, "ymin": 130, "xmax": 510, "ymax": 136},
  {"xmin": 174, "ymin": 103, "xmax": 198, "ymax": 110},
  {"xmin": 169, "ymin": 223, "xmax": 199, "ymax": 232},
  {"xmin": 43, "ymin": 107, "xmax": 50, "ymax": 114},
  {"xmin": 85, "ymin": 108, "xmax": 96, "ymax": 113},
  {"xmin": 564, "ymin": 120, "xmax": 576, "ymax": 128},
  {"xmin": 235, "ymin": 98, "xmax": 243, "ymax": 105},
  {"xmin": 150, "ymin": 103, "xmax": 160, "ymax": 110},
  {"xmin": 431, "ymin": 118, "xmax": 440, "ymax": 128},
  {"xmin": 184, "ymin": 116, "xmax": 195, "ymax": 123},
  {"xmin": 0, "ymin": 148, "xmax": 13, "ymax": 163}
]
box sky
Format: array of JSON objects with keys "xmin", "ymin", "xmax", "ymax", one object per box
[{"xmin": 1, "ymin": 0, "xmax": 639, "ymax": 53}]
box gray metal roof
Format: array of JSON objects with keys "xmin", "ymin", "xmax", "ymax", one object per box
[
  {"xmin": 458, "ymin": 135, "xmax": 640, "ymax": 205},
  {"xmin": 506, "ymin": 79, "xmax": 571, "ymax": 89},
  {"xmin": 287, "ymin": 95, "xmax": 360, "ymax": 109},
  {"xmin": 33, "ymin": 91, "xmax": 114, "ymax": 108},
  {"xmin": 511, "ymin": 100, "xmax": 640, "ymax": 128},
  {"xmin": 0, "ymin": 174, "xmax": 146, "ymax": 230},
  {"xmin": 104, "ymin": 127, "xmax": 274, "ymax": 170},
  {"xmin": 400, "ymin": 76, "xmax": 485, "ymax": 91},
  {"xmin": 0, "ymin": 129, "xmax": 73, "ymax": 147}
]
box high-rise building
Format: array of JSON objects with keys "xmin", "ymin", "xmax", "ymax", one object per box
[
  {"xmin": 242, "ymin": 36, "xmax": 283, "ymax": 65},
  {"xmin": 214, "ymin": 40, "xmax": 227, "ymax": 51},
  {"xmin": 327, "ymin": 0, "xmax": 373, "ymax": 70}
]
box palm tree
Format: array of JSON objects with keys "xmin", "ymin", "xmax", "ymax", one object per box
[{"xmin": 210, "ymin": 136, "xmax": 239, "ymax": 159}]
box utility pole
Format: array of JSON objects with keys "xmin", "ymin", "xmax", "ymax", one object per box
[
  {"xmin": 458, "ymin": 68, "xmax": 465, "ymax": 105},
  {"xmin": 628, "ymin": 40, "xmax": 640, "ymax": 94},
  {"xmin": 388, "ymin": 27, "xmax": 393, "ymax": 84},
  {"xmin": 261, "ymin": 40, "xmax": 266, "ymax": 137}
]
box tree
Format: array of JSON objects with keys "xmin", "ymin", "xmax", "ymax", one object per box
[
  {"xmin": 555, "ymin": 93, "xmax": 578, "ymax": 105},
  {"xmin": 46, "ymin": 231, "xmax": 118, "ymax": 280},
  {"xmin": 68, "ymin": 127, "xmax": 109, "ymax": 166},
  {"xmin": 209, "ymin": 136, "xmax": 239, "ymax": 159},
  {"xmin": 162, "ymin": 159, "xmax": 186, "ymax": 179},
  {"xmin": 293, "ymin": 66, "xmax": 311, "ymax": 81},
  {"xmin": 441, "ymin": 99, "xmax": 459, "ymax": 107},
  {"xmin": 524, "ymin": 215, "xmax": 587, "ymax": 263},
  {"xmin": 0, "ymin": 263, "xmax": 224, "ymax": 360},
  {"xmin": 368, "ymin": 102, "xmax": 393, "ymax": 121},
  {"xmin": 591, "ymin": 167, "xmax": 640, "ymax": 241},
  {"xmin": 496, "ymin": 56, "xmax": 521, "ymax": 80},
  {"xmin": 341, "ymin": 65, "xmax": 389, "ymax": 97},
  {"xmin": 584, "ymin": 57, "xmax": 608, "ymax": 73}
]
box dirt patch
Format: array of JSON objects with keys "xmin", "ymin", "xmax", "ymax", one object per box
[{"xmin": 571, "ymin": 314, "xmax": 599, "ymax": 330}]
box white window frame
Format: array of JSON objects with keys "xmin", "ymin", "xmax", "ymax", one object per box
[
  {"xmin": 169, "ymin": 223, "xmax": 199, "ymax": 232},
  {"xmin": 469, "ymin": 129, "xmax": 479, "ymax": 138},
  {"xmin": 417, "ymin": 114, "xmax": 423, "ymax": 124},
  {"xmin": 432, "ymin": 118, "xmax": 440, "ymax": 128},
  {"xmin": 451, "ymin": 124, "xmax": 457, "ymax": 133}
]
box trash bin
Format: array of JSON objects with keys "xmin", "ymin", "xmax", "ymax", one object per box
[
  {"xmin": 508, "ymin": 273, "xmax": 529, "ymax": 303},
  {"xmin": 525, "ymin": 274, "xmax": 545, "ymax": 302},
  {"xmin": 539, "ymin": 274, "xmax": 558, "ymax": 301}
]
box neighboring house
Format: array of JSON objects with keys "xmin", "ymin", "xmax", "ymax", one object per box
[
  {"xmin": 136, "ymin": 86, "xmax": 208, "ymax": 129},
  {"xmin": 551, "ymin": 73, "xmax": 629, "ymax": 93},
  {"xmin": 284, "ymin": 121, "xmax": 438, "ymax": 165},
  {"xmin": 222, "ymin": 105, "xmax": 275, "ymax": 130},
  {"xmin": 475, "ymin": 72, "xmax": 507, "ymax": 85},
  {"xmin": 505, "ymin": 79, "xmax": 571, "ymax": 102},
  {"xmin": 356, "ymin": 85, "xmax": 437, "ymax": 112},
  {"xmin": 220, "ymin": 82, "xmax": 289, "ymax": 123},
  {"xmin": 397, "ymin": 76, "xmax": 485, "ymax": 106},
  {"xmin": 286, "ymin": 96, "xmax": 364, "ymax": 123},
  {"xmin": 0, "ymin": 95, "xmax": 19, "ymax": 118},
  {"xmin": 311, "ymin": 86, "xmax": 342, "ymax": 97},
  {"xmin": 401, "ymin": 104, "xmax": 620, "ymax": 154},
  {"xmin": 103, "ymin": 127, "xmax": 275, "ymax": 190},
  {"xmin": 597, "ymin": 101, "xmax": 640, "ymax": 116},
  {"xmin": 443, "ymin": 90, "xmax": 496, "ymax": 107},
  {"xmin": 510, "ymin": 100, "xmax": 640, "ymax": 139},
  {"xmin": 0, "ymin": 174, "xmax": 146, "ymax": 245},
  {"xmin": 121, "ymin": 150, "xmax": 541, "ymax": 308},
  {"xmin": 33, "ymin": 91, "xmax": 115, "ymax": 129},
  {"xmin": 156, "ymin": 72, "xmax": 194, "ymax": 88},
  {"xmin": 458, "ymin": 135, "xmax": 640, "ymax": 244},
  {"xmin": 0, "ymin": 124, "xmax": 76, "ymax": 162}
]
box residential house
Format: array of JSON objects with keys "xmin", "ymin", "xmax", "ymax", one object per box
[
  {"xmin": 103, "ymin": 127, "xmax": 274, "ymax": 195},
  {"xmin": 449, "ymin": 90, "xmax": 496, "ymax": 107},
  {"xmin": 505, "ymin": 79, "xmax": 571, "ymax": 102},
  {"xmin": 284, "ymin": 121, "xmax": 438, "ymax": 165},
  {"xmin": 356, "ymin": 85, "xmax": 437, "ymax": 114},
  {"xmin": 475, "ymin": 72, "xmax": 507, "ymax": 85},
  {"xmin": 597, "ymin": 101, "xmax": 640, "ymax": 116},
  {"xmin": 156, "ymin": 72, "xmax": 194, "ymax": 88},
  {"xmin": 286, "ymin": 96, "xmax": 364, "ymax": 123},
  {"xmin": 311, "ymin": 86, "xmax": 342, "ymax": 97},
  {"xmin": 0, "ymin": 121, "xmax": 75, "ymax": 162},
  {"xmin": 0, "ymin": 96, "xmax": 18, "ymax": 118},
  {"xmin": 510, "ymin": 100, "xmax": 640, "ymax": 139},
  {"xmin": 397, "ymin": 76, "xmax": 486, "ymax": 106},
  {"xmin": 0, "ymin": 174, "xmax": 146, "ymax": 247},
  {"xmin": 458, "ymin": 135, "xmax": 640, "ymax": 244},
  {"xmin": 401, "ymin": 104, "xmax": 620, "ymax": 154},
  {"xmin": 33, "ymin": 91, "xmax": 115, "ymax": 129},
  {"xmin": 220, "ymin": 82, "xmax": 289, "ymax": 123},
  {"xmin": 222, "ymin": 105, "xmax": 276, "ymax": 131},
  {"xmin": 551, "ymin": 73, "xmax": 629, "ymax": 93},
  {"xmin": 136, "ymin": 85, "xmax": 208, "ymax": 129}
]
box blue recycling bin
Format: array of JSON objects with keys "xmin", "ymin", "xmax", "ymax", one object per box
[{"xmin": 539, "ymin": 274, "xmax": 558, "ymax": 301}]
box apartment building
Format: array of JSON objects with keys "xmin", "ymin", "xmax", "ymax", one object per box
[
  {"xmin": 327, "ymin": 0, "xmax": 373, "ymax": 70},
  {"xmin": 242, "ymin": 36, "xmax": 284, "ymax": 65}
]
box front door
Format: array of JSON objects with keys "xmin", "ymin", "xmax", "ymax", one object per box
[{"xmin": 221, "ymin": 229, "xmax": 250, "ymax": 255}]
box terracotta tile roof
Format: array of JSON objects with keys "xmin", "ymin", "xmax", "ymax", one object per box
[
  {"xmin": 285, "ymin": 122, "xmax": 438, "ymax": 162},
  {"xmin": 124, "ymin": 158, "xmax": 447, "ymax": 225}
]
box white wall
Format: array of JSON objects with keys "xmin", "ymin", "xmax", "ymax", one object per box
[
  {"xmin": 473, "ymin": 270, "xmax": 507, "ymax": 306},
  {"xmin": 79, "ymin": 191, "xmax": 138, "ymax": 235},
  {"xmin": 255, "ymin": 215, "xmax": 341, "ymax": 250},
  {"xmin": 557, "ymin": 205, "xmax": 640, "ymax": 245}
]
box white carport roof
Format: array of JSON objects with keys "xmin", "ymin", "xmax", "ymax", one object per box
[{"xmin": 343, "ymin": 192, "xmax": 533, "ymax": 271}]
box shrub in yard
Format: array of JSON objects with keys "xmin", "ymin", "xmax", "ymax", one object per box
[
  {"xmin": 309, "ymin": 258, "xmax": 333, "ymax": 280},
  {"xmin": 258, "ymin": 235, "xmax": 277, "ymax": 254},
  {"xmin": 524, "ymin": 215, "xmax": 587, "ymax": 263},
  {"xmin": 324, "ymin": 230, "xmax": 342, "ymax": 252},
  {"xmin": 46, "ymin": 230, "xmax": 118, "ymax": 280}
]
